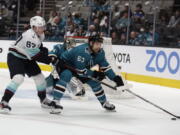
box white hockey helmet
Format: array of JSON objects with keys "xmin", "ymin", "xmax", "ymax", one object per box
[{"xmin": 30, "ymin": 16, "xmax": 46, "ymax": 28}]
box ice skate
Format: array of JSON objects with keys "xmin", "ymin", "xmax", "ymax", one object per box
[
  {"xmin": 50, "ymin": 100, "xmax": 63, "ymax": 114},
  {"xmin": 0, "ymin": 101, "xmax": 11, "ymax": 114},
  {"xmin": 102, "ymin": 101, "xmax": 116, "ymax": 112}
]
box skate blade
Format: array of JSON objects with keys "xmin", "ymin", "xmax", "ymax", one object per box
[
  {"xmin": 105, "ymin": 109, "xmax": 116, "ymax": 112},
  {"xmin": 50, "ymin": 108, "xmax": 62, "ymax": 114},
  {"xmin": 41, "ymin": 104, "xmax": 52, "ymax": 109},
  {"xmin": 50, "ymin": 111, "xmax": 61, "ymax": 114}
]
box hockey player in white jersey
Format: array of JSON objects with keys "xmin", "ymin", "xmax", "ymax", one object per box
[{"xmin": 0, "ymin": 16, "xmax": 54, "ymax": 113}]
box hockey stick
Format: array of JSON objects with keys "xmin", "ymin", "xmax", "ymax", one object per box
[
  {"xmin": 50, "ymin": 59, "xmax": 60, "ymax": 74},
  {"xmin": 85, "ymin": 76, "xmax": 180, "ymax": 119},
  {"xmin": 54, "ymin": 61, "xmax": 180, "ymax": 119},
  {"xmin": 124, "ymin": 89, "xmax": 180, "ymax": 119},
  {"xmin": 84, "ymin": 76, "xmax": 117, "ymax": 90}
]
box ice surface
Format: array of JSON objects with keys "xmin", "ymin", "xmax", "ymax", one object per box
[{"xmin": 0, "ymin": 69, "xmax": 180, "ymax": 135}]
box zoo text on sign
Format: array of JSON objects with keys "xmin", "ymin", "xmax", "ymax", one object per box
[{"xmin": 146, "ymin": 50, "xmax": 179, "ymax": 74}]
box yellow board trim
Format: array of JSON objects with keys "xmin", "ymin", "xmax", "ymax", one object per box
[
  {"xmin": 0, "ymin": 62, "xmax": 52, "ymax": 71},
  {"xmin": 0, "ymin": 62, "xmax": 179, "ymax": 89},
  {"xmin": 39, "ymin": 65, "xmax": 52, "ymax": 71},
  {"xmin": 121, "ymin": 72, "xmax": 180, "ymax": 89},
  {"xmin": 0, "ymin": 62, "xmax": 8, "ymax": 69}
]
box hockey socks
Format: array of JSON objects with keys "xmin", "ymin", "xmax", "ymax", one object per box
[
  {"xmin": 53, "ymin": 84, "xmax": 66, "ymax": 100},
  {"xmin": 38, "ymin": 90, "xmax": 46, "ymax": 103},
  {"xmin": 1, "ymin": 89, "xmax": 14, "ymax": 103},
  {"xmin": 94, "ymin": 89, "xmax": 107, "ymax": 103}
]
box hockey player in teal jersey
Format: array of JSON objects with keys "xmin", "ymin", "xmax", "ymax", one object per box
[
  {"xmin": 45, "ymin": 40, "xmax": 68, "ymax": 89},
  {"xmin": 46, "ymin": 38, "xmax": 85, "ymax": 97},
  {"xmin": 48, "ymin": 37, "xmax": 76, "ymax": 72},
  {"xmin": 50, "ymin": 34, "xmax": 128, "ymax": 114}
]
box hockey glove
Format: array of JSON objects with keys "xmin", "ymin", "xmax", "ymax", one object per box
[
  {"xmin": 92, "ymin": 71, "xmax": 105, "ymax": 81},
  {"xmin": 40, "ymin": 46, "xmax": 49, "ymax": 55},
  {"xmin": 33, "ymin": 47, "xmax": 51, "ymax": 64},
  {"xmin": 113, "ymin": 75, "xmax": 124, "ymax": 87}
]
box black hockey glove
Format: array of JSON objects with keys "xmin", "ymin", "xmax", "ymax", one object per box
[
  {"xmin": 40, "ymin": 46, "xmax": 49, "ymax": 56},
  {"xmin": 33, "ymin": 47, "xmax": 51, "ymax": 64},
  {"xmin": 92, "ymin": 71, "xmax": 105, "ymax": 81},
  {"xmin": 113, "ymin": 75, "xmax": 124, "ymax": 87}
]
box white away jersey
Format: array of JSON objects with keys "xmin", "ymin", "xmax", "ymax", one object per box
[{"xmin": 9, "ymin": 29, "xmax": 42, "ymax": 60}]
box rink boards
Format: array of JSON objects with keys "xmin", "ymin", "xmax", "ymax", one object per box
[{"xmin": 0, "ymin": 40, "xmax": 179, "ymax": 89}]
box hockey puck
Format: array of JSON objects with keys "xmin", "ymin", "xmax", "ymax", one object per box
[{"xmin": 171, "ymin": 118, "xmax": 176, "ymax": 120}]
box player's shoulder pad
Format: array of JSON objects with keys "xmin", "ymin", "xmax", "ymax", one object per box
[
  {"xmin": 100, "ymin": 48, "xmax": 105, "ymax": 53},
  {"xmin": 99, "ymin": 48, "xmax": 105, "ymax": 55},
  {"xmin": 73, "ymin": 43, "xmax": 87, "ymax": 50},
  {"xmin": 76, "ymin": 43, "xmax": 90, "ymax": 54},
  {"xmin": 22, "ymin": 29, "xmax": 37, "ymax": 40}
]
